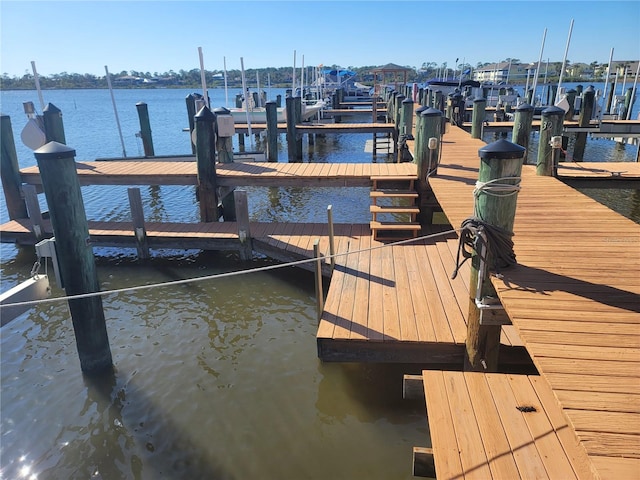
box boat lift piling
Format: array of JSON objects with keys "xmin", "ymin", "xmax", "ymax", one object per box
[
  {"xmin": 0, "ymin": 115, "xmax": 29, "ymax": 220},
  {"xmin": 33, "ymin": 142, "xmax": 113, "ymax": 375},
  {"xmin": 135, "ymin": 102, "xmax": 155, "ymax": 157}
]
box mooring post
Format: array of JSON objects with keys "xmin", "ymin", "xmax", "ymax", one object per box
[
  {"xmin": 194, "ymin": 106, "xmax": 219, "ymax": 222},
  {"xmin": 135, "ymin": 102, "xmax": 155, "ymax": 157},
  {"xmin": 465, "ymin": 139, "xmax": 525, "ymax": 372},
  {"xmin": 0, "ymin": 115, "xmax": 29, "ymax": 220},
  {"xmin": 394, "ymin": 94, "xmax": 405, "ymax": 133},
  {"xmin": 34, "ymin": 142, "xmax": 113, "ymax": 374},
  {"xmin": 213, "ymin": 107, "xmax": 234, "ymax": 164},
  {"xmin": 605, "ymin": 78, "xmax": 616, "ymax": 114},
  {"xmin": 185, "ymin": 94, "xmax": 198, "ymax": 153},
  {"xmin": 285, "ymin": 95, "xmax": 296, "ymax": 161},
  {"xmin": 471, "ymin": 96, "xmax": 487, "ymax": 139},
  {"xmin": 234, "ymin": 189, "xmax": 252, "ymax": 261},
  {"xmin": 43, "ymin": 103, "xmax": 66, "ymax": 144},
  {"xmin": 622, "ymin": 87, "xmax": 634, "ymax": 120},
  {"xmin": 265, "ymin": 101, "xmax": 278, "ymax": 162},
  {"xmin": 400, "ymin": 97, "xmax": 414, "ymax": 139},
  {"xmin": 536, "ymin": 106, "xmax": 565, "ymax": 176},
  {"xmin": 511, "ymin": 103, "xmax": 534, "ymax": 164},
  {"xmin": 565, "ymin": 89, "xmax": 577, "ymax": 121},
  {"xmin": 573, "ymin": 86, "xmax": 596, "ymax": 161},
  {"xmin": 413, "ymin": 105, "xmax": 428, "ymax": 167},
  {"xmin": 416, "ymin": 108, "xmax": 443, "ymax": 225},
  {"xmin": 127, "ymin": 187, "xmax": 150, "ymax": 260}
]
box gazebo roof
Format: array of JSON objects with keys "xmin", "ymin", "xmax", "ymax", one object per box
[{"xmin": 371, "ymin": 63, "xmax": 412, "ymax": 74}]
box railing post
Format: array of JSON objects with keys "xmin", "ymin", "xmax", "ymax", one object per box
[
  {"xmin": 314, "ymin": 239, "xmax": 324, "ymax": 322},
  {"xmin": 471, "ymin": 96, "xmax": 487, "ymax": 139},
  {"xmin": 0, "ymin": 115, "xmax": 29, "ymax": 219},
  {"xmin": 465, "ymin": 139, "xmax": 525, "ymax": 372},
  {"xmin": 194, "ymin": 106, "xmax": 219, "ymax": 222},
  {"xmin": 136, "ymin": 102, "xmax": 155, "ymax": 157},
  {"xmin": 536, "ymin": 106, "xmax": 565, "ymax": 176},
  {"xmin": 573, "ymin": 86, "xmax": 596, "ymax": 161},
  {"xmin": 34, "ymin": 141, "xmax": 113, "ymax": 375}
]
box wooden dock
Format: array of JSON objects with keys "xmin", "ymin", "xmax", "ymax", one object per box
[
  {"xmin": 2, "ymin": 114, "xmax": 638, "ymax": 478},
  {"xmin": 410, "ymin": 125, "xmax": 640, "ymax": 479}
]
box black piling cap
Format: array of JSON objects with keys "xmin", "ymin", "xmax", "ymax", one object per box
[
  {"xmin": 479, "ymin": 139, "xmax": 526, "ymax": 160},
  {"xmin": 34, "ymin": 141, "xmax": 76, "ymax": 159},
  {"xmin": 473, "ymin": 96, "xmax": 486, "ymax": 103},
  {"xmin": 402, "ymin": 97, "xmax": 413, "ymax": 104},
  {"xmin": 213, "ymin": 107, "xmax": 231, "ymax": 115},
  {"xmin": 42, "ymin": 103, "xmax": 61, "ymax": 114},
  {"xmin": 136, "ymin": 101, "xmax": 147, "ymax": 106},
  {"xmin": 421, "ymin": 107, "xmax": 443, "ymax": 117},
  {"xmin": 584, "ymin": 85, "xmax": 596, "ymax": 94},
  {"xmin": 415, "ymin": 105, "xmax": 429, "ymax": 116},
  {"xmin": 516, "ymin": 103, "xmax": 534, "ymax": 112},
  {"xmin": 542, "ymin": 105, "xmax": 566, "ymax": 116},
  {"xmin": 194, "ymin": 105, "xmax": 215, "ymax": 122}
]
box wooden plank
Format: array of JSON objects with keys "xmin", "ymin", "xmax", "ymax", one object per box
[
  {"xmin": 350, "ymin": 229, "xmax": 371, "ymax": 340},
  {"xmin": 506, "ymin": 374, "xmax": 580, "ymax": 479},
  {"xmin": 444, "ymin": 372, "xmax": 493, "ymax": 479},
  {"xmin": 589, "ymin": 456, "xmax": 640, "ymax": 480},
  {"xmin": 393, "ymin": 245, "xmax": 419, "ymax": 341},
  {"xmin": 381, "ymin": 241, "xmax": 401, "ymax": 340},
  {"xmin": 484, "ymin": 374, "xmax": 551, "ymax": 479},
  {"xmin": 422, "ymin": 371, "xmax": 464, "ymax": 478},
  {"xmin": 464, "ymin": 372, "xmax": 522, "ymax": 479}
]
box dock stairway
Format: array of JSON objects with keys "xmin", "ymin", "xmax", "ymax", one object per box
[{"xmin": 369, "ymin": 175, "xmax": 421, "ymax": 241}]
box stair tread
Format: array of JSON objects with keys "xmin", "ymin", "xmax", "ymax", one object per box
[
  {"xmin": 370, "ymin": 205, "xmax": 420, "ymax": 213},
  {"xmin": 370, "ymin": 221, "xmax": 422, "ymax": 230},
  {"xmin": 370, "ymin": 190, "xmax": 418, "ymax": 198}
]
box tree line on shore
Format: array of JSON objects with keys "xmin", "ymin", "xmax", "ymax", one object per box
[{"xmin": 0, "ymin": 60, "xmax": 624, "ymax": 90}]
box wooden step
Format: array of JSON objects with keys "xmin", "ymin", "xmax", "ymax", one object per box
[
  {"xmin": 370, "ymin": 205, "xmax": 420, "ymax": 214},
  {"xmin": 370, "ymin": 221, "xmax": 421, "ymax": 231},
  {"xmin": 369, "ymin": 190, "xmax": 418, "ymax": 199}
]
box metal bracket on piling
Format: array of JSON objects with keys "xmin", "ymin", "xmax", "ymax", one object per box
[
  {"xmin": 474, "ymin": 231, "xmax": 511, "ymax": 326},
  {"xmin": 35, "ymin": 237, "xmax": 63, "ymax": 288}
]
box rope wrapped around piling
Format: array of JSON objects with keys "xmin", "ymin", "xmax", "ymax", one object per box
[
  {"xmin": 451, "ymin": 218, "xmax": 516, "ymax": 279},
  {"xmin": 451, "ymin": 176, "xmax": 521, "ymax": 279}
]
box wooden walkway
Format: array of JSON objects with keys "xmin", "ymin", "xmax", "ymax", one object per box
[
  {"xmin": 19, "ymin": 161, "xmax": 414, "ymax": 188},
  {"xmin": 421, "ymin": 126, "xmax": 640, "ymax": 479}
]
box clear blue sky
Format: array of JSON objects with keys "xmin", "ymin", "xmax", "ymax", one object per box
[{"xmin": 1, "ymin": 0, "xmax": 639, "ymax": 77}]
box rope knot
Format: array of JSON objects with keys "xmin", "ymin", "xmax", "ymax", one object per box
[{"xmin": 451, "ymin": 217, "xmax": 517, "ymax": 279}]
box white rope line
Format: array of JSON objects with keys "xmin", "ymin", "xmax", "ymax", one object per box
[
  {"xmin": 0, "ymin": 228, "xmax": 459, "ymax": 310},
  {"xmin": 473, "ymin": 176, "xmax": 521, "ymax": 218}
]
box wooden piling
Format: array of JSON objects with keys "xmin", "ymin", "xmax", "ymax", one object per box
[
  {"xmin": 465, "ymin": 139, "xmax": 525, "ymax": 372},
  {"xmin": 511, "ymin": 103, "xmax": 534, "ymax": 164},
  {"xmin": 213, "ymin": 107, "xmax": 234, "ymax": 164},
  {"xmin": 536, "ymin": 106, "xmax": 565, "ymax": 176},
  {"xmin": 135, "ymin": 102, "xmax": 155, "ymax": 157},
  {"xmin": 416, "ymin": 108, "xmax": 443, "ymax": 225},
  {"xmin": 470, "ymin": 96, "xmax": 486, "ymax": 139},
  {"xmin": 194, "ymin": 106, "xmax": 219, "ymax": 222},
  {"xmin": 234, "ymin": 189, "xmax": 252, "ymax": 261},
  {"xmin": 127, "ymin": 187, "xmax": 150, "ymax": 260},
  {"xmin": 0, "ymin": 115, "xmax": 29, "ymax": 219},
  {"xmin": 34, "ymin": 142, "xmax": 113, "ymax": 374},
  {"xmin": 400, "ymin": 97, "xmax": 414, "ymax": 139},
  {"xmin": 265, "ymin": 101, "xmax": 278, "ymax": 162},
  {"xmin": 185, "ymin": 94, "xmax": 198, "ymax": 153},
  {"xmin": 22, "ymin": 185, "xmax": 44, "ymax": 239},
  {"xmin": 572, "ymin": 86, "xmax": 595, "ymax": 161},
  {"xmin": 565, "ymin": 89, "xmax": 577, "ymax": 121},
  {"xmin": 43, "ymin": 103, "xmax": 66, "ymax": 144}
]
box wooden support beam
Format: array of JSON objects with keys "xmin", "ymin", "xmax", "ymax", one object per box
[{"xmin": 22, "ymin": 184, "xmax": 44, "ymax": 240}]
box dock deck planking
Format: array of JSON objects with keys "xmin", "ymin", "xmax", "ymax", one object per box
[{"xmin": 425, "ymin": 125, "xmax": 640, "ymax": 478}]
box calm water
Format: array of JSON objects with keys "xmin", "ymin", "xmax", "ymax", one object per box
[{"xmin": 1, "ymin": 85, "xmax": 638, "ymax": 479}]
